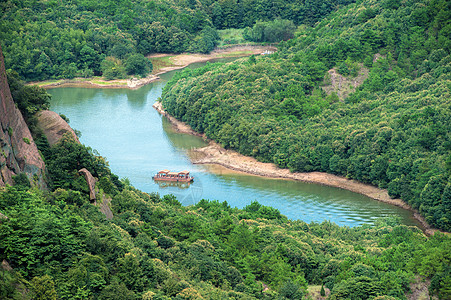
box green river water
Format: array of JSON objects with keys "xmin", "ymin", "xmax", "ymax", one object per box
[{"xmin": 48, "ymin": 59, "xmax": 422, "ymax": 228}]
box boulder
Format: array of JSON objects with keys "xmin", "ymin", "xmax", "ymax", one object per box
[
  {"xmin": 78, "ymin": 168, "xmax": 97, "ymax": 201},
  {"xmin": 36, "ymin": 110, "xmax": 79, "ymax": 146}
]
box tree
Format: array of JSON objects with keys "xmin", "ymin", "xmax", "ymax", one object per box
[
  {"xmin": 30, "ymin": 275, "xmax": 57, "ymax": 300},
  {"xmin": 7, "ymin": 70, "xmax": 50, "ymax": 120},
  {"xmin": 321, "ymin": 284, "xmax": 326, "ymax": 296},
  {"xmin": 78, "ymin": 45, "xmax": 101, "ymax": 74},
  {"xmin": 125, "ymin": 54, "xmax": 152, "ymax": 77},
  {"xmin": 244, "ymin": 19, "xmax": 296, "ymax": 43},
  {"xmin": 101, "ymin": 57, "xmax": 126, "ymax": 80},
  {"xmin": 279, "ymin": 279, "xmax": 307, "ymax": 299}
]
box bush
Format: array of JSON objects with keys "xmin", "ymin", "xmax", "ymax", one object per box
[
  {"xmin": 101, "ymin": 57, "xmax": 126, "ymax": 80},
  {"xmin": 125, "ymin": 54, "xmax": 153, "ymax": 77}
]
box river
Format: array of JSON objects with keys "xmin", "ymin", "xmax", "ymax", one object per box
[{"xmin": 48, "ymin": 59, "xmax": 421, "ymax": 228}]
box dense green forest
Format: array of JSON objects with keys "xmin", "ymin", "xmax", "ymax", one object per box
[
  {"xmin": 1, "ymin": 130, "xmax": 450, "ymax": 299},
  {"xmin": 161, "ymin": 0, "xmax": 451, "ymax": 231},
  {"xmin": 2, "ymin": 0, "xmax": 451, "ymax": 298},
  {"xmin": 1, "ymin": 57, "xmax": 449, "ymax": 300},
  {"xmin": 0, "ymin": 0, "xmax": 353, "ymax": 81}
]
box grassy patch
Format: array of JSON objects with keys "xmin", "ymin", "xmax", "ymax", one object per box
[
  {"xmin": 150, "ymin": 56, "xmax": 178, "ymax": 74},
  {"xmin": 91, "ymin": 80, "xmax": 128, "ymax": 86},
  {"xmin": 218, "ymin": 28, "xmax": 247, "ymax": 47},
  {"xmin": 34, "ymin": 79, "xmax": 64, "ymax": 86},
  {"xmin": 216, "ymin": 50, "xmax": 254, "ymax": 57},
  {"xmin": 307, "ymin": 285, "xmax": 329, "ymax": 299}
]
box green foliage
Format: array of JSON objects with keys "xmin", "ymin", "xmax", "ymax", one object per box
[
  {"xmin": 101, "ymin": 57, "xmax": 126, "ymax": 81},
  {"xmin": 329, "ymin": 276, "xmax": 381, "ymax": 300},
  {"xmin": 243, "ymin": 19, "xmax": 296, "ymax": 43},
  {"xmin": 161, "ymin": 0, "xmax": 451, "ymax": 231},
  {"xmin": 0, "ymin": 269, "xmax": 25, "ymax": 300},
  {"xmin": 218, "ymin": 28, "xmax": 247, "ymax": 46},
  {"xmin": 0, "ymin": 0, "xmax": 354, "ymax": 81},
  {"xmin": 1, "ymin": 0, "xmax": 451, "ymax": 299},
  {"xmin": 43, "ymin": 133, "xmax": 115, "ymax": 194},
  {"xmin": 30, "ymin": 275, "xmax": 57, "ymax": 300},
  {"xmin": 12, "ymin": 173, "xmax": 31, "ymax": 191},
  {"xmin": 0, "ymin": 182, "xmax": 450, "ymax": 299},
  {"xmin": 125, "ymin": 54, "xmax": 153, "ymax": 77},
  {"xmin": 0, "ymin": 187, "xmax": 92, "ymax": 278},
  {"xmin": 7, "ymin": 70, "xmax": 50, "ymax": 120}
]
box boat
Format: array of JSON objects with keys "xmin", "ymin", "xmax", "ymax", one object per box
[{"xmin": 152, "ymin": 170, "xmax": 194, "ymax": 182}]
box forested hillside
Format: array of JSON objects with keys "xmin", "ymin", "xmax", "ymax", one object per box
[
  {"xmin": 2, "ymin": 0, "xmax": 451, "ymax": 299},
  {"xmin": 0, "ymin": 0, "xmax": 352, "ymax": 81},
  {"xmin": 2, "ymin": 76, "xmax": 449, "ymax": 299},
  {"xmin": 161, "ymin": 0, "xmax": 451, "ymax": 231},
  {"xmin": 0, "ymin": 60, "xmax": 449, "ymax": 300},
  {"xmin": 2, "ymin": 177, "xmax": 451, "ymax": 299}
]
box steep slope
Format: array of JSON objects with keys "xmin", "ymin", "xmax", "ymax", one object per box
[
  {"xmin": 161, "ymin": 0, "xmax": 451, "ymax": 231},
  {"xmin": 0, "ymin": 45, "xmax": 46, "ymax": 188},
  {"xmin": 35, "ymin": 110, "xmax": 79, "ymax": 146}
]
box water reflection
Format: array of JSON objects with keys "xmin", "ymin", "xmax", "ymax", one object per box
[
  {"xmin": 161, "ymin": 117, "xmax": 208, "ymax": 150},
  {"xmin": 154, "ymin": 180, "xmax": 192, "ymax": 189},
  {"xmin": 125, "ymin": 86, "xmax": 151, "ymax": 110}
]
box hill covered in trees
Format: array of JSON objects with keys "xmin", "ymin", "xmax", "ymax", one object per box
[
  {"xmin": 161, "ymin": 0, "xmax": 451, "ymax": 232},
  {"xmin": 0, "ymin": 0, "xmax": 353, "ymax": 81},
  {"xmin": 1, "ymin": 74, "xmax": 448, "ymax": 300},
  {"xmin": 1, "ymin": 0, "xmax": 451, "ymax": 299}
]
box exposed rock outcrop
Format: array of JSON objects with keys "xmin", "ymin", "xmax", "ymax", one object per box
[
  {"xmin": 0, "ymin": 211, "xmax": 7, "ymax": 222},
  {"xmin": 0, "ymin": 45, "xmax": 46, "ymax": 188},
  {"xmin": 1, "ymin": 259, "xmax": 12, "ymax": 271},
  {"xmin": 321, "ymin": 65, "xmax": 369, "ymax": 101},
  {"xmin": 78, "ymin": 168, "xmax": 113, "ymax": 219},
  {"xmin": 97, "ymin": 196, "xmax": 113, "ymax": 220},
  {"xmin": 36, "ymin": 110, "xmax": 79, "ymax": 146},
  {"xmin": 78, "ymin": 168, "xmax": 97, "ymax": 201}
]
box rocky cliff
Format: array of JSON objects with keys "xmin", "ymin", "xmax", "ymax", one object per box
[{"xmin": 0, "ymin": 45, "xmax": 47, "ymax": 188}]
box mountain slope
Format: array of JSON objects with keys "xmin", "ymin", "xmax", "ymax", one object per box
[{"xmin": 161, "ymin": 0, "xmax": 451, "ymax": 231}]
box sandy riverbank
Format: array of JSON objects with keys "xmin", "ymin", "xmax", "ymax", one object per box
[
  {"xmin": 34, "ymin": 75, "xmax": 161, "ymax": 90},
  {"xmin": 153, "ymin": 101, "xmax": 437, "ymax": 235},
  {"xmin": 33, "ymin": 45, "xmax": 276, "ymax": 89},
  {"xmin": 150, "ymin": 45, "xmax": 276, "ymax": 75}
]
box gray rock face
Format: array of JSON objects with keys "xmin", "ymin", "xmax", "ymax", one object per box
[{"xmin": 0, "ymin": 45, "xmax": 47, "ymax": 188}]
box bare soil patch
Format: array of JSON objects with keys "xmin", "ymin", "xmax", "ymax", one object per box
[
  {"xmin": 407, "ymin": 277, "xmax": 437, "ymax": 300},
  {"xmin": 33, "ymin": 75, "xmax": 160, "ymax": 90}
]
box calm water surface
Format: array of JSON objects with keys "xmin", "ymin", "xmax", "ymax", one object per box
[{"xmin": 48, "ymin": 60, "xmax": 421, "ymax": 228}]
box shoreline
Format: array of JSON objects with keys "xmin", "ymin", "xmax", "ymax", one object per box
[
  {"xmin": 149, "ymin": 45, "xmax": 276, "ymax": 75},
  {"xmin": 153, "ymin": 101, "xmax": 437, "ymax": 236},
  {"xmin": 32, "ymin": 45, "xmax": 276, "ymax": 90},
  {"xmin": 30, "ymin": 75, "xmax": 161, "ymax": 90}
]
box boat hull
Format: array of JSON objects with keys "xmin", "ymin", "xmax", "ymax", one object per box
[{"xmin": 152, "ymin": 177, "xmax": 194, "ymax": 182}]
